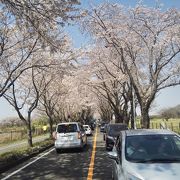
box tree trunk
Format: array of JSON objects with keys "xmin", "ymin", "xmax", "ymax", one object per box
[
  {"xmin": 49, "ymin": 116, "xmax": 53, "ymax": 139},
  {"xmin": 114, "ymin": 110, "xmax": 124, "ymax": 123},
  {"xmin": 27, "ymin": 114, "xmax": 33, "ymax": 147},
  {"xmin": 141, "ymin": 107, "xmax": 150, "ymax": 129},
  {"xmin": 123, "ymin": 115, "xmax": 129, "ymax": 125},
  {"xmin": 130, "ymin": 99, "xmax": 135, "ymax": 129}
]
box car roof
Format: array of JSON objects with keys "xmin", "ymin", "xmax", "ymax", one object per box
[
  {"xmin": 83, "ymin": 125, "xmax": 90, "ymax": 127},
  {"xmin": 57, "ymin": 122, "xmax": 79, "ymax": 125},
  {"xmin": 123, "ymin": 129, "xmax": 176, "ymax": 136},
  {"xmin": 108, "ymin": 123, "xmax": 127, "ymax": 129},
  {"xmin": 108, "ymin": 123, "xmax": 127, "ymax": 126}
]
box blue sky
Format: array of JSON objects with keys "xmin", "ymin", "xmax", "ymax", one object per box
[{"xmin": 0, "ymin": 0, "xmax": 180, "ymax": 120}]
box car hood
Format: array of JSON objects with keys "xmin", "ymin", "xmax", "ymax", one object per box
[{"xmin": 124, "ymin": 160, "xmax": 180, "ymax": 180}]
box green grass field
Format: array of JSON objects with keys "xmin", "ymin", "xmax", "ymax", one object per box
[{"xmin": 135, "ymin": 118, "xmax": 180, "ymax": 134}]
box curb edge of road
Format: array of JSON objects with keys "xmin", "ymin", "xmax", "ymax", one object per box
[{"xmin": 0, "ymin": 143, "xmax": 54, "ymax": 174}]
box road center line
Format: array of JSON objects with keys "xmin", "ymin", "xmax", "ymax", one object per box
[
  {"xmin": 1, "ymin": 148, "xmax": 54, "ymax": 180},
  {"xmin": 87, "ymin": 128, "xmax": 98, "ymax": 180}
]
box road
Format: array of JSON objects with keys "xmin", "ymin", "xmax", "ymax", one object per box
[{"xmin": 0, "ymin": 128, "xmax": 113, "ymax": 180}]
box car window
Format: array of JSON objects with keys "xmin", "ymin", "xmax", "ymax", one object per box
[
  {"xmin": 57, "ymin": 124, "xmax": 78, "ymax": 133},
  {"xmin": 125, "ymin": 134, "xmax": 180, "ymax": 162},
  {"xmin": 83, "ymin": 127, "xmax": 87, "ymax": 131},
  {"xmin": 104, "ymin": 124, "xmax": 108, "ymax": 131},
  {"xmin": 173, "ymin": 135, "xmax": 180, "ymax": 150}
]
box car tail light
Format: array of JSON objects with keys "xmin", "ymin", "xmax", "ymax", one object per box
[
  {"xmin": 53, "ymin": 132, "xmax": 57, "ymax": 140},
  {"xmin": 77, "ymin": 132, "xmax": 81, "ymax": 139}
]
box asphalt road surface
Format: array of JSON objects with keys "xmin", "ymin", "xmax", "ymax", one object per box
[{"xmin": 0, "ymin": 128, "xmax": 113, "ymax": 180}]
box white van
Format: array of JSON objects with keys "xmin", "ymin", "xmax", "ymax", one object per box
[{"xmin": 54, "ymin": 122, "xmax": 87, "ymax": 153}]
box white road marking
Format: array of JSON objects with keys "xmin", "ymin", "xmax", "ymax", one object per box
[{"xmin": 1, "ymin": 148, "xmax": 55, "ymax": 180}]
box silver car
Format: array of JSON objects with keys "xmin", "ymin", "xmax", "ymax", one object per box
[
  {"xmin": 108, "ymin": 129, "xmax": 180, "ymax": 180},
  {"xmin": 54, "ymin": 122, "xmax": 87, "ymax": 153},
  {"xmin": 83, "ymin": 125, "xmax": 92, "ymax": 136}
]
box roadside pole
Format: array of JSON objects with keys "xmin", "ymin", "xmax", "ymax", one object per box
[{"xmin": 132, "ymin": 86, "xmax": 136, "ymax": 129}]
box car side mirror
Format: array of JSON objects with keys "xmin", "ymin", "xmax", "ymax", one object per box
[{"xmin": 107, "ymin": 151, "xmax": 119, "ymax": 163}]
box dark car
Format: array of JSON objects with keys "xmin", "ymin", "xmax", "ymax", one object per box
[
  {"xmin": 103, "ymin": 124, "xmax": 109, "ymax": 141},
  {"xmin": 89, "ymin": 123, "xmax": 95, "ymax": 131},
  {"xmin": 105, "ymin": 123, "xmax": 128, "ymax": 150},
  {"xmin": 100, "ymin": 123, "xmax": 106, "ymax": 132}
]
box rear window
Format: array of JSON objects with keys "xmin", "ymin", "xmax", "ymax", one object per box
[
  {"xmin": 108, "ymin": 125, "xmax": 128, "ymax": 136},
  {"xmin": 57, "ymin": 124, "xmax": 78, "ymax": 133}
]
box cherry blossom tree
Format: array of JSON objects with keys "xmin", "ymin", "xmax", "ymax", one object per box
[
  {"xmin": 0, "ymin": 11, "xmax": 40, "ymax": 97},
  {"xmin": 61, "ymin": 71, "xmax": 94, "ymax": 124},
  {"xmin": 2, "ymin": 37, "xmax": 68, "ymax": 146},
  {"xmin": 38, "ymin": 73, "xmax": 67, "ymax": 138},
  {"xmin": 37, "ymin": 44, "xmax": 78, "ymax": 137},
  {"xmin": 96, "ymin": 96, "xmax": 113, "ymax": 123},
  {"xmin": 0, "ymin": 0, "xmax": 80, "ymax": 97},
  {"xmin": 82, "ymin": 3, "xmax": 180, "ymax": 128},
  {"xmin": 0, "ymin": 10, "xmax": 64, "ymax": 97},
  {"xmin": 87, "ymin": 46, "xmax": 132, "ymax": 124},
  {"xmin": 0, "ymin": 0, "xmax": 80, "ymax": 45},
  {"xmin": 3, "ymin": 67, "xmax": 46, "ymax": 147}
]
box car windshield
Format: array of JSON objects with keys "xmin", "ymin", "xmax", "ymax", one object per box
[
  {"xmin": 108, "ymin": 125, "xmax": 127, "ymax": 137},
  {"xmin": 83, "ymin": 125, "xmax": 89, "ymax": 129},
  {"xmin": 57, "ymin": 124, "xmax": 78, "ymax": 133},
  {"xmin": 101, "ymin": 124, "xmax": 105, "ymax": 127},
  {"xmin": 125, "ymin": 134, "xmax": 180, "ymax": 163}
]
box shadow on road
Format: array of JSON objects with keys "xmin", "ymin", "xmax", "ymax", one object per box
[
  {"xmin": 93, "ymin": 146, "xmax": 113, "ymax": 180},
  {"xmin": 56, "ymin": 143, "xmax": 92, "ymax": 154},
  {"xmin": 1, "ymin": 144, "xmax": 92, "ymax": 180}
]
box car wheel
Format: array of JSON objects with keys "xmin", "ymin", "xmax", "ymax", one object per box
[
  {"xmin": 79, "ymin": 142, "xmax": 84, "ymax": 152},
  {"xmin": 56, "ymin": 148, "xmax": 61, "ymax": 153},
  {"xmin": 84, "ymin": 137, "xmax": 87, "ymax": 146},
  {"xmin": 86, "ymin": 137, "xmax": 88, "ymax": 145},
  {"xmin": 112, "ymin": 170, "xmax": 114, "ymax": 180},
  {"xmin": 112, "ymin": 170, "xmax": 117, "ymax": 180},
  {"xmin": 105, "ymin": 143, "xmax": 109, "ymax": 150},
  {"xmin": 106, "ymin": 143, "xmax": 112, "ymax": 151},
  {"xmin": 81, "ymin": 146, "xmax": 84, "ymax": 152}
]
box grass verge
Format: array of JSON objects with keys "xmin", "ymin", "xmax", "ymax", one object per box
[{"xmin": 0, "ymin": 139, "xmax": 54, "ymax": 174}]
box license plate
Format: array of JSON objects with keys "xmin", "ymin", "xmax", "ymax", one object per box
[{"xmin": 63, "ymin": 136, "xmax": 73, "ymax": 141}]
